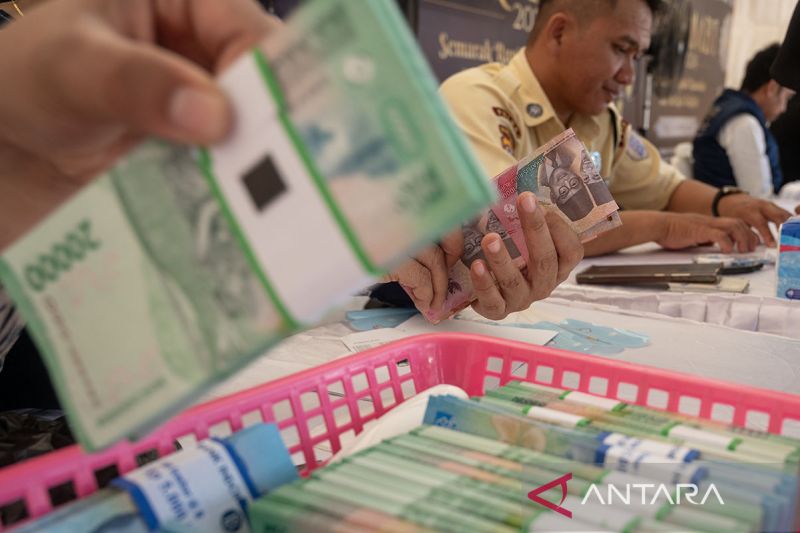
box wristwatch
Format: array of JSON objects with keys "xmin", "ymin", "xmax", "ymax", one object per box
[{"xmin": 711, "ymin": 186, "xmax": 745, "ymax": 217}]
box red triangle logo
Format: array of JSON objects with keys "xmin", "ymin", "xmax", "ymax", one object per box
[{"xmin": 527, "ymin": 472, "xmax": 572, "ymax": 518}]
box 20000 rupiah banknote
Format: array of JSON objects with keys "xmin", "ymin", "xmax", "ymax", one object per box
[
  {"xmin": 430, "ymin": 129, "xmax": 622, "ymax": 321},
  {"xmin": 0, "ymin": 0, "xmax": 494, "ymax": 449}
]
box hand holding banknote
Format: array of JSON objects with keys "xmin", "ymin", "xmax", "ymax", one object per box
[
  {"xmin": 0, "ymin": 0, "xmax": 497, "ymax": 448},
  {"xmin": 394, "ymin": 129, "xmax": 622, "ymax": 322},
  {"xmin": 0, "ymin": 0, "xmax": 279, "ymax": 249},
  {"xmin": 388, "ymin": 191, "xmax": 583, "ymax": 321}
]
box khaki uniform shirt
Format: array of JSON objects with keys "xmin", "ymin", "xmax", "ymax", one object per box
[{"xmin": 439, "ymin": 50, "xmax": 685, "ymax": 210}]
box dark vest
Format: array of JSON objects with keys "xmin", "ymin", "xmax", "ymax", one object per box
[{"xmin": 693, "ymin": 89, "xmax": 783, "ymax": 193}]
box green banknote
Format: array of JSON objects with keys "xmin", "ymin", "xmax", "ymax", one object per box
[{"xmin": 0, "ymin": 0, "xmax": 494, "ymax": 449}]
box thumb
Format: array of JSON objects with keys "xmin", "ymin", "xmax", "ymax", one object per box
[{"xmin": 52, "ymin": 21, "xmax": 232, "ymax": 145}]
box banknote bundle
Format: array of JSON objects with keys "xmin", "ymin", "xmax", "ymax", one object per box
[
  {"xmin": 0, "ymin": 0, "xmax": 495, "ymax": 449},
  {"xmin": 249, "ymin": 422, "xmax": 787, "ymax": 532},
  {"xmin": 14, "ymin": 423, "xmax": 297, "ymax": 533},
  {"xmin": 426, "ymin": 394, "xmax": 798, "ymax": 532},
  {"xmin": 429, "ymin": 129, "xmax": 622, "ymax": 321},
  {"xmin": 243, "ymin": 381, "xmax": 800, "ymax": 532}
]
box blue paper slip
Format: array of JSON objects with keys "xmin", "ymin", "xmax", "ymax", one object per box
[
  {"xmin": 476, "ymin": 319, "xmax": 649, "ymax": 355},
  {"xmin": 346, "ymin": 308, "xmax": 419, "ymax": 330}
]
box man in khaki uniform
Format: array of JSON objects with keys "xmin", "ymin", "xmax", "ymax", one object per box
[{"xmin": 440, "ymin": 0, "xmax": 793, "ymax": 257}]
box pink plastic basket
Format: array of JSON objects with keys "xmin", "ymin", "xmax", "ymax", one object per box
[{"xmin": 2, "ymin": 332, "xmax": 800, "ymax": 529}]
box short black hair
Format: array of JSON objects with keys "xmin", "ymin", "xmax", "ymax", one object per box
[
  {"xmin": 741, "ymin": 43, "xmax": 781, "ymax": 93},
  {"xmin": 529, "ymin": 0, "xmax": 663, "ymax": 43}
]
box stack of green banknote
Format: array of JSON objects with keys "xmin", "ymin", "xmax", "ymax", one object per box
[
  {"xmin": 251, "ymin": 384, "xmax": 800, "ymax": 532},
  {"xmin": 0, "ymin": 0, "xmax": 494, "ymax": 450}
]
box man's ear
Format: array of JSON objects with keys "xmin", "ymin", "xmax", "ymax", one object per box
[
  {"xmin": 544, "ymin": 13, "xmax": 571, "ymax": 51},
  {"xmin": 766, "ymin": 79, "xmax": 782, "ymax": 97}
]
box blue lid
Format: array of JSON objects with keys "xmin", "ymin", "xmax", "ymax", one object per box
[{"xmin": 218, "ymin": 423, "xmax": 298, "ymax": 498}]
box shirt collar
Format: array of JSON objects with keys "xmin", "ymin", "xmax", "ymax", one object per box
[
  {"xmin": 506, "ymin": 49, "xmax": 603, "ymax": 140},
  {"xmin": 507, "ymin": 50, "xmax": 556, "ymax": 128}
]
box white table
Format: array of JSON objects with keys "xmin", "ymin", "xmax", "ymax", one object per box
[
  {"xmin": 554, "ymin": 243, "xmax": 800, "ymax": 339},
  {"xmin": 189, "ymin": 296, "xmax": 800, "ymax": 452},
  {"xmin": 206, "ymin": 297, "xmax": 800, "ymax": 401}
]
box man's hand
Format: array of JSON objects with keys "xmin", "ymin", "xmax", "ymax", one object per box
[
  {"xmin": 387, "ymin": 193, "xmax": 583, "ymax": 321},
  {"xmin": 716, "ymin": 194, "xmax": 792, "ymax": 246},
  {"xmin": 656, "ymin": 212, "xmax": 760, "ymax": 253},
  {"xmin": 383, "ymin": 230, "xmax": 464, "ymax": 317},
  {"xmin": 0, "ymin": 0, "xmax": 280, "ymax": 248}
]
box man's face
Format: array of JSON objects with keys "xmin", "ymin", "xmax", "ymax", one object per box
[{"xmin": 556, "ymin": 0, "xmax": 653, "ymax": 116}]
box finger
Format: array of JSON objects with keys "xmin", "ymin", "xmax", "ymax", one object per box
[
  {"xmin": 481, "ymin": 233, "xmax": 529, "ymax": 312},
  {"xmin": 544, "ymin": 210, "xmax": 583, "ymax": 284},
  {"xmin": 46, "ymin": 19, "xmax": 231, "ymax": 145},
  {"xmin": 763, "ymin": 203, "xmax": 792, "ymax": 225},
  {"xmin": 707, "ymin": 229, "xmax": 734, "ymax": 254},
  {"xmin": 415, "ymin": 246, "xmax": 449, "ymax": 315},
  {"xmin": 719, "ymin": 218, "xmax": 758, "ymax": 253},
  {"xmin": 517, "ymin": 193, "xmax": 558, "ymax": 300},
  {"xmin": 440, "ymin": 229, "xmax": 465, "ymax": 270},
  {"xmin": 387, "ymin": 260, "xmax": 434, "ymax": 314},
  {"xmin": 155, "ymin": 0, "xmax": 281, "ymax": 72},
  {"xmin": 469, "ymin": 260, "xmax": 507, "ymax": 320},
  {"xmin": 795, "ymin": 205, "xmax": 800, "ymax": 215},
  {"xmin": 749, "ymin": 213, "xmax": 776, "ymax": 248},
  {"xmin": 736, "ymin": 222, "xmax": 761, "ymax": 253}
]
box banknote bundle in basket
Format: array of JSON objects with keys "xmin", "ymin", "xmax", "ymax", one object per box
[{"xmin": 250, "ymin": 381, "xmax": 800, "ymax": 533}]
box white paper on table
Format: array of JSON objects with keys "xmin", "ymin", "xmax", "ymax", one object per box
[
  {"xmin": 395, "ymin": 315, "xmax": 557, "ymax": 345},
  {"xmin": 339, "ymin": 328, "xmax": 409, "ymax": 353}
]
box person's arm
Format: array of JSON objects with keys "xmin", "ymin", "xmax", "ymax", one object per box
[
  {"xmin": 664, "ymin": 179, "xmax": 718, "ymax": 214},
  {"xmin": 583, "ymin": 211, "xmax": 664, "ymax": 255},
  {"xmin": 583, "ymin": 210, "xmax": 760, "ymax": 256},
  {"xmin": 718, "ymin": 114, "xmax": 773, "ymax": 197},
  {"xmin": 606, "ymin": 116, "xmax": 789, "ymax": 244},
  {"xmin": 666, "ymin": 179, "xmax": 791, "ymax": 246}
]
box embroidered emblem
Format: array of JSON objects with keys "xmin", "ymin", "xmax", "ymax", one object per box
[
  {"xmin": 499, "ymin": 125, "xmax": 516, "ymax": 154},
  {"xmin": 492, "ymin": 107, "xmax": 521, "ymax": 137},
  {"xmin": 626, "ymin": 131, "xmax": 649, "ymax": 161}
]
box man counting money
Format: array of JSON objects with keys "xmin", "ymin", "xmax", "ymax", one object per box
[
  {"xmin": 388, "ymin": 0, "xmax": 794, "ymax": 321},
  {"xmin": 440, "ymin": 0, "xmax": 795, "ymax": 259}
]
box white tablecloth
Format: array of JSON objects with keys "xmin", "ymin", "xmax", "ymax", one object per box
[
  {"xmin": 554, "ymin": 243, "xmax": 800, "ymax": 339},
  {"xmin": 206, "ymin": 297, "xmax": 800, "ymax": 402}
]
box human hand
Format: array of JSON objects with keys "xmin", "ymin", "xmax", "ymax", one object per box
[
  {"xmin": 0, "ymin": 0, "xmax": 279, "ymax": 247},
  {"xmin": 386, "ymin": 194, "xmax": 583, "ymax": 321},
  {"xmin": 383, "ymin": 230, "xmax": 464, "ymax": 317},
  {"xmin": 656, "ymin": 212, "xmax": 760, "ymax": 253},
  {"xmin": 716, "ymin": 194, "xmax": 792, "ymax": 246},
  {"xmin": 469, "ymin": 193, "xmax": 582, "ymax": 319}
]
